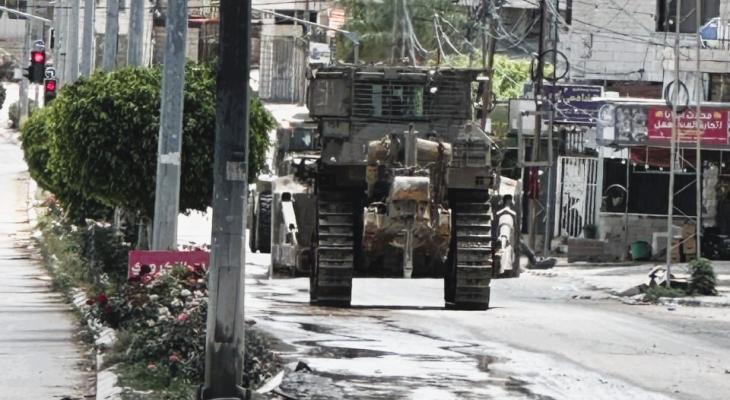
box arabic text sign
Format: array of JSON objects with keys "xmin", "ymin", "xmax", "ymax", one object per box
[
  {"xmin": 647, "ymin": 107, "xmax": 729, "ymax": 145},
  {"xmin": 127, "ymin": 250, "xmax": 209, "ymax": 280},
  {"xmin": 544, "ymin": 84, "xmax": 604, "ymax": 125}
]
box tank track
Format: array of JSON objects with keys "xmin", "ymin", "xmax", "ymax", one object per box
[
  {"xmin": 311, "ymin": 192, "xmax": 354, "ymax": 306},
  {"xmin": 448, "ymin": 201, "xmax": 493, "ymax": 310}
]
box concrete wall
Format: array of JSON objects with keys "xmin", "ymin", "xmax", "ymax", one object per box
[{"xmin": 600, "ymin": 213, "xmax": 680, "ymax": 259}]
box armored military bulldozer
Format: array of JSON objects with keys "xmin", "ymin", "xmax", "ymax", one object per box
[{"xmin": 278, "ymin": 65, "xmax": 521, "ymax": 310}]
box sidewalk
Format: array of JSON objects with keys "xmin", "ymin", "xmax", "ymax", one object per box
[
  {"xmin": 529, "ymin": 261, "xmax": 730, "ymax": 307},
  {"xmin": 0, "ymin": 83, "xmax": 90, "ymax": 399}
]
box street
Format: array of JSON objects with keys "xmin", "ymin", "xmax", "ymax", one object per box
[
  {"xmin": 0, "ymin": 83, "xmax": 89, "ymax": 399},
  {"xmin": 242, "ymin": 252, "xmax": 730, "ymax": 400}
]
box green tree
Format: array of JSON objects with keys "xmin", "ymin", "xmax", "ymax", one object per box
[
  {"xmin": 22, "ymin": 63, "xmax": 276, "ymax": 223},
  {"xmin": 336, "ymin": 0, "xmax": 475, "ymax": 63}
]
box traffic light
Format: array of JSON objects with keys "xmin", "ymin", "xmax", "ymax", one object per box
[
  {"xmin": 29, "ymin": 50, "xmax": 46, "ymax": 83},
  {"xmin": 44, "ymin": 78, "xmax": 57, "ymax": 104}
]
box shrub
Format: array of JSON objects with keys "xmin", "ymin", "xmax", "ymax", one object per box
[
  {"xmin": 20, "ymin": 107, "xmax": 114, "ymax": 223},
  {"xmin": 688, "ymin": 258, "xmax": 718, "ymax": 296},
  {"xmin": 47, "ymin": 64, "xmax": 275, "ymax": 220},
  {"xmin": 8, "ymin": 99, "xmax": 38, "ymax": 128},
  {"xmin": 0, "ymin": 84, "xmax": 6, "ymax": 112},
  {"xmin": 89, "ymin": 265, "xmax": 280, "ymax": 391},
  {"xmin": 644, "ymin": 286, "xmax": 686, "ymax": 303}
]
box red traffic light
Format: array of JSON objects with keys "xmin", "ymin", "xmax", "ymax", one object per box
[
  {"xmin": 44, "ymin": 79, "xmax": 57, "ymax": 92},
  {"xmin": 31, "ymin": 50, "xmax": 45, "ymax": 64}
]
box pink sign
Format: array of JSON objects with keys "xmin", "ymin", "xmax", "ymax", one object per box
[
  {"xmin": 127, "ymin": 250, "xmax": 210, "ymax": 280},
  {"xmin": 647, "ymin": 107, "xmax": 729, "ymax": 145}
]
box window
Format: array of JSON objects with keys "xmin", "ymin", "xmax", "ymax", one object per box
[
  {"xmin": 657, "ymin": 0, "xmax": 720, "ymax": 33},
  {"xmin": 370, "ymin": 85, "xmax": 423, "ymax": 117},
  {"xmin": 0, "ymin": 0, "xmax": 28, "ymax": 19},
  {"xmin": 709, "ymin": 73, "xmax": 730, "ymax": 102}
]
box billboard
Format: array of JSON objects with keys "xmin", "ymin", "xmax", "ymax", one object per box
[
  {"xmin": 601, "ymin": 103, "xmax": 730, "ymax": 146},
  {"xmin": 646, "ymin": 107, "xmax": 729, "ymax": 145}
]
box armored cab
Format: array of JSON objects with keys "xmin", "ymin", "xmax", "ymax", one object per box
[{"xmin": 292, "ymin": 65, "xmax": 521, "ymax": 309}]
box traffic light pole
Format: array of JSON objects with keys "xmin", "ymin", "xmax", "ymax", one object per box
[
  {"xmin": 199, "ymin": 0, "xmax": 251, "ymax": 398},
  {"xmin": 151, "ymin": 0, "xmax": 188, "ymax": 250}
]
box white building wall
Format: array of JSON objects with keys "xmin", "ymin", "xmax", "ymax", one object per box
[{"xmin": 559, "ymin": 0, "xmax": 668, "ymax": 83}]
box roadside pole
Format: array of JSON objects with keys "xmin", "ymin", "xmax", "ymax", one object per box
[
  {"xmin": 80, "ymin": 0, "xmax": 95, "ymax": 76},
  {"xmin": 528, "ymin": 0, "xmax": 548, "ymax": 249},
  {"xmin": 102, "ymin": 0, "xmax": 120, "ymax": 71},
  {"xmin": 695, "ymin": 0, "xmax": 702, "ymax": 258},
  {"xmin": 67, "ymin": 0, "xmax": 80, "ymax": 82},
  {"xmin": 200, "ymin": 0, "xmax": 251, "ymax": 397},
  {"xmin": 127, "ymin": 0, "xmax": 145, "ymax": 66},
  {"xmin": 56, "ymin": 0, "xmax": 66, "ymax": 86},
  {"xmin": 19, "ymin": 18, "xmax": 30, "ymax": 123},
  {"xmin": 479, "ymin": 0, "xmax": 496, "ymax": 131},
  {"xmin": 666, "ymin": 0, "xmax": 682, "ymax": 287},
  {"xmin": 151, "ymin": 0, "xmax": 188, "ymax": 250}
]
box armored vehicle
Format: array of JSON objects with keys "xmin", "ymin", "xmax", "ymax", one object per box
[{"xmin": 278, "ymin": 65, "xmax": 522, "ymax": 309}]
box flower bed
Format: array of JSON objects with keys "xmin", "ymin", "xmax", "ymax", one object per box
[{"xmin": 35, "ymin": 201, "xmax": 280, "ymax": 398}]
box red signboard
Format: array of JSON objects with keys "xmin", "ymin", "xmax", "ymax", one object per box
[
  {"xmin": 127, "ymin": 250, "xmax": 209, "ymax": 280},
  {"xmin": 647, "ymin": 107, "xmax": 729, "ymax": 145}
]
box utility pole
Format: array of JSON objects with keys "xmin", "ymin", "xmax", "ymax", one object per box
[
  {"xmin": 128, "ymin": 0, "xmax": 145, "ymax": 66},
  {"xmin": 695, "ymin": 0, "xmax": 702, "ymax": 258},
  {"xmin": 666, "ymin": 0, "xmax": 682, "ymax": 287},
  {"xmin": 102, "ymin": 0, "xmax": 120, "ymax": 71},
  {"xmin": 200, "ymin": 0, "xmax": 250, "ymax": 398},
  {"xmin": 56, "ymin": 0, "xmax": 67, "ymax": 86},
  {"xmin": 19, "ymin": 18, "xmax": 30, "ymax": 123},
  {"xmin": 151, "ymin": 0, "xmax": 188, "ymax": 250},
  {"xmin": 80, "ymin": 0, "xmax": 95, "ymax": 76},
  {"xmin": 480, "ymin": 0, "xmax": 497, "ymax": 130},
  {"xmin": 67, "ymin": 0, "xmax": 80, "ymax": 82},
  {"xmin": 543, "ymin": 0, "xmax": 559, "ymax": 256},
  {"xmin": 528, "ymin": 0, "xmax": 548, "ymax": 249}
]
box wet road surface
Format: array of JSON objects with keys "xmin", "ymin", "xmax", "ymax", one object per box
[{"xmin": 242, "ymin": 252, "xmax": 730, "ymax": 400}]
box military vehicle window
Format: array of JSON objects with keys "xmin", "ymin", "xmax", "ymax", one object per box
[
  {"xmin": 369, "ymin": 84, "xmax": 424, "ymax": 117},
  {"xmin": 290, "ymin": 128, "xmax": 314, "ymax": 150}
]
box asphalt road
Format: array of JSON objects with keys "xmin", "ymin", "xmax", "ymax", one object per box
[
  {"xmin": 243, "ymin": 252, "xmax": 730, "ymax": 400},
  {"xmin": 0, "ymin": 84, "xmax": 88, "ymax": 399}
]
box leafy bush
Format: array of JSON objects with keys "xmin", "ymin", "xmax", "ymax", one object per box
[
  {"xmin": 21, "ymin": 108, "xmax": 113, "ymax": 223},
  {"xmin": 643, "ymin": 286, "xmax": 686, "ymax": 303},
  {"xmin": 688, "ymin": 258, "xmax": 718, "ymax": 296},
  {"xmin": 0, "ymin": 84, "xmax": 6, "ymax": 112},
  {"xmin": 8, "ymin": 99, "xmax": 38, "ymax": 128},
  {"xmin": 21, "ymin": 63, "xmax": 275, "ymax": 223},
  {"xmin": 36, "ymin": 201, "xmax": 130, "ymax": 292}
]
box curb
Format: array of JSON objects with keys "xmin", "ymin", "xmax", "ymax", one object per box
[{"xmin": 660, "ymin": 297, "xmax": 730, "ymax": 308}]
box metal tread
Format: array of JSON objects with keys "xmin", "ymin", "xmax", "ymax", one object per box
[
  {"xmin": 313, "ymin": 197, "xmax": 355, "ymax": 306},
  {"xmin": 451, "ymin": 199, "xmax": 493, "ymax": 309}
]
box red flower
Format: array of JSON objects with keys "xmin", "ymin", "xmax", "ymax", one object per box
[
  {"xmin": 97, "ymin": 293, "xmax": 108, "ymax": 304},
  {"xmin": 176, "ymin": 313, "xmax": 189, "ymax": 322},
  {"xmin": 168, "ymin": 353, "xmax": 181, "ymax": 363},
  {"xmin": 85, "ymin": 298, "xmax": 95, "ymax": 306}
]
